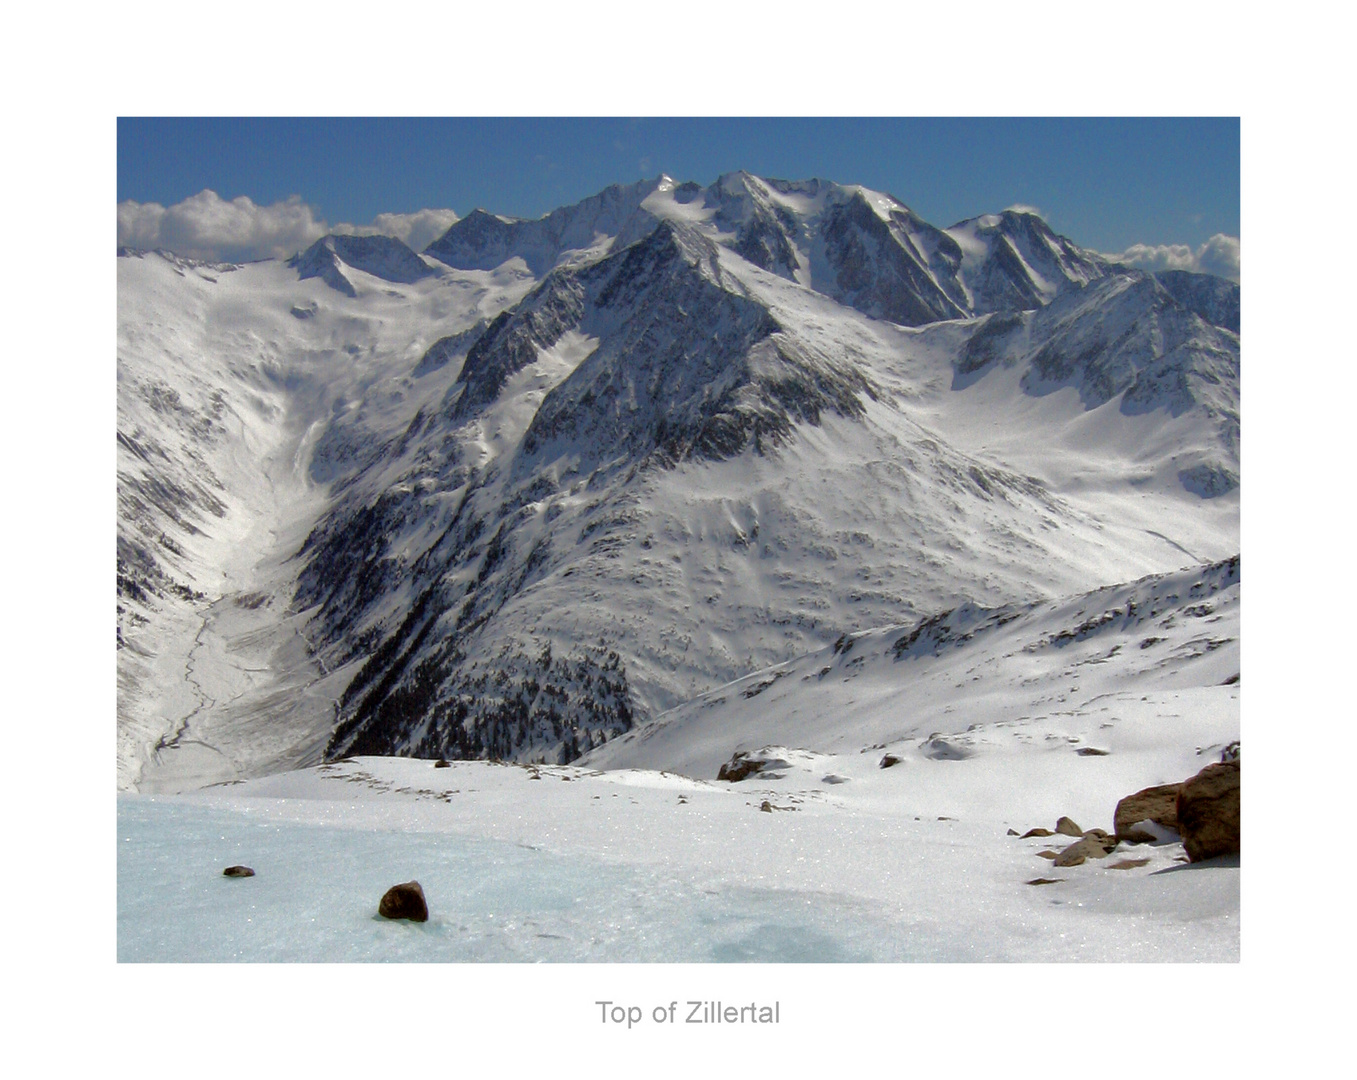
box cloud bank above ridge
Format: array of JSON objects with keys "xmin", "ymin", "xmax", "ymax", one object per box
[
  {"xmin": 116, "ymin": 189, "xmax": 458, "ymax": 262},
  {"xmin": 1102, "ymin": 233, "xmax": 1240, "ymax": 281}
]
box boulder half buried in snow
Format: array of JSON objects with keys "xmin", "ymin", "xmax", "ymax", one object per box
[
  {"xmin": 1052, "ymin": 834, "xmax": 1118, "ymax": 867},
  {"xmin": 1114, "ymin": 783, "xmax": 1183, "ymax": 843},
  {"xmin": 717, "ymin": 748, "xmax": 792, "ymax": 782},
  {"xmin": 378, "ymin": 880, "xmax": 428, "ymax": 922}
]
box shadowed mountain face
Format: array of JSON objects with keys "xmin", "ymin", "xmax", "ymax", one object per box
[
  {"xmin": 119, "ymin": 172, "xmax": 1239, "ymax": 788},
  {"xmin": 1154, "ymin": 270, "xmax": 1240, "ymax": 334},
  {"xmin": 289, "ymin": 234, "xmax": 435, "ymax": 295}
]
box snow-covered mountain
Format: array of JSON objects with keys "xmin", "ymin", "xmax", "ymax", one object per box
[
  {"xmin": 423, "ymin": 172, "xmax": 1128, "ymax": 328},
  {"xmin": 117, "ymin": 172, "xmax": 1239, "ymax": 793}
]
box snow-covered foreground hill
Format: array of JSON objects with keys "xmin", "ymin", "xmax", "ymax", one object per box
[{"xmin": 119, "ymin": 559, "xmax": 1238, "ymax": 961}]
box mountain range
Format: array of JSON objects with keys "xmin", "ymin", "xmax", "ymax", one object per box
[{"xmin": 116, "ymin": 172, "xmax": 1239, "ymax": 792}]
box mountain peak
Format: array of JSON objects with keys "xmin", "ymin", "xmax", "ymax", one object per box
[{"xmin": 289, "ymin": 233, "xmax": 434, "ymax": 294}]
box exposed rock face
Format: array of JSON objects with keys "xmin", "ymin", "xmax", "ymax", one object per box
[
  {"xmin": 378, "ymin": 880, "xmax": 428, "ymax": 922},
  {"xmin": 1114, "ymin": 783, "xmax": 1183, "ymax": 842},
  {"xmin": 222, "ymin": 865, "xmax": 255, "ymax": 878},
  {"xmin": 1177, "ymin": 758, "xmax": 1240, "ymax": 862},
  {"xmin": 1155, "ymin": 269, "xmax": 1240, "ymax": 334}
]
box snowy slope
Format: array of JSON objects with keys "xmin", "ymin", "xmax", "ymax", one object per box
[
  {"xmin": 584, "ymin": 556, "xmax": 1239, "ymax": 780},
  {"xmin": 118, "ymin": 552, "xmax": 1241, "ymax": 962},
  {"xmin": 117, "ymin": 248, "xmax": 535, "ymax": 790}
]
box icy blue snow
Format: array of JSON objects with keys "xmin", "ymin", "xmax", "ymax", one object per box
[{"xmin": 118, "ymin": 797, "xmax": 954, "ymax": 963}]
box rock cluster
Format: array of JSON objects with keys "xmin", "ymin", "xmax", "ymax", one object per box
[
  {"xmin": 1015, "ymin": 745, "xmax": 1240, "ymax": 878},
  {"xmin": 1114, "ymin": 751, "xmax": 1240, "ymax": 861}
]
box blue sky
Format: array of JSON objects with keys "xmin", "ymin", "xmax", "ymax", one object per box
[{"xmin": 117, "ymin": 117, "xmax": 1238, "ymax": 260}]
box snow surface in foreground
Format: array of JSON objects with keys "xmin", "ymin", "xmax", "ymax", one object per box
[
  {"xmin": 119, "ymin": 749, "xmax": 1237, "ymax": 962},
  {"xmin": 120, "ymin": 559, "xmax": 1239, "ymax": 962}
]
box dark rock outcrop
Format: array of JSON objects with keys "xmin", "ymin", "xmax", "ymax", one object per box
[
  {"xmin": 222, "ymin": 865, "xmax": 255, "ymax": 878},
  {"xmin": 718, "ymin": 752, "xmax": 764, "ymax": 782}
]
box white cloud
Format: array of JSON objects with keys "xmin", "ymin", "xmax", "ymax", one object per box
[
  {"xmin": 117, "ymin": 190, "xmax": 328, "ymax": 262},
  {"xmin": 1004, "ymin": 203, "xmax": 1044, "ymax": 217},
  {"xmin": 117, "ymin": 190, "xmax": 459, "ymax": 262},
  {"xmin": 332, "ymin": 209, "xmax": 460, "ymax": 254},
  {"xmin": 1104, "ymin": 233, "xmax": 1240, "ymax": 281}
]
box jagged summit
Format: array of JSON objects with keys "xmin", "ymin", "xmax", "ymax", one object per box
[
  {"xmin": 419, "ymin": 172, "xmax": 1141, "ymax": 331},
  {"xmin": 424, "ymin": 176, "xmax": 666, "ymax": 275}
]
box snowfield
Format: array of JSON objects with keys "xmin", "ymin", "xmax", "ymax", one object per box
[{"xmin": 119, "ymin": 752, "xmax": 1237, "ymax": 962}]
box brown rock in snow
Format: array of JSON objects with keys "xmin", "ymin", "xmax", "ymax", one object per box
[
  {"xmin": 1114, "ymin": 783, "xmax": 1182, "ymax": 841},
  {"xmin": 1055, "ymin": 816, "xmax": 1083, "ymax": 837},
  {"xmin": 1177, "ymin": 758, "xmax": 1240, "ymax": 862},
  {"xmin": 222, "ymin": 865, "xmax": 255, "ymax": 878},
  {"xmin": 1053, "ymin": 835, "xmax": 1117, "ymax": 867},
  {"xmin": 378, "ymin": 881, "xmax": 428, "ymax": 922}
]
